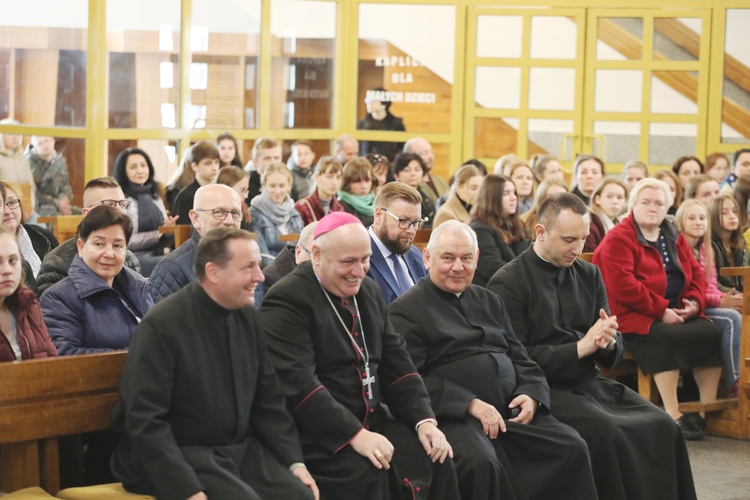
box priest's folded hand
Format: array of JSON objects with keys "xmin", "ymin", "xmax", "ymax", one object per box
[
  {"xmin": 507, "ymin": 395, "xmax": 537, "ymax": 425},
  {"xmin": 187, "ymin": 492, "xmax": 207, "ymax": 500},
  {"xmin": 292, "ymin": 466, "xmax": 320, "ymax": 500},
  {"xmin": 350, "ymin": 428, "xmax": 394, "ymax": 470},
  {"xmin": 468, "ymin": 398, "xmax": 506, "ymax": 439},
  {"xmin": 417, "ymin": 422, "xmax": 454, "ymax": 463}
]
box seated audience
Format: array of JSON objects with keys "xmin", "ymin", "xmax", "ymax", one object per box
[
  {"xmin": 165, "ymin": 147, "xmax": 195, "ymax": 211},
  {"xmin": 733, "ymin": 173, "xmax": 750, "ymax": 250},
  {"xmin": 250, "ymin": 163, "xmax": 304, "ymax": 263},
  {"xmin": 367, "ymin": 182, "xmax": 427, "ymax": 304},
  {"xmin": 529, "ymin": 154, "xmax": 563, "ymax": 183},
  {"xmin": 0, "ymin": 120, "xmax": 35, "ymax": 197},
  {"xmin": 244, "ymin": 137, "xmax": 282, "ymax": 203},
  {"xmin": 489, "ymin": 193, "xmax": 697, "ymax": 500},
  {"xmin": 0, "ymin": 227, "xmax": 57, "ymax": 362},
  {"xmin": 113, "ymin": 147, "xmax": 178, "ymax": 274},
  {"xmin": 216, "ymin": 165, "xmax": 252, "ymax": 230},
  {"xmin": 294, "ymin": 156, "xmax": 344, "ymax": 226},
  {"xmin": 654, "ymin": 169, "xmax": 682, "ymax": 216},
  {"xmin": 389, "ymin": 220, "xmax": 596, "ymax": 500},
  {"xmin": 36, "ymin": 177, "xmax": 141, "ymax": 296},
  {"xmin": 594, "ymin": 179, "xmax": 722, "ymax": 439},
  {"xmin": 262, "ymin": 221, "xmax": 317, "ymax": 295},
  {"xmin": 288, "ymin": 140, "xmax": 317, "ymax": 201},
  {"xmin": 403, "ymin": 138, "xmax": 449, "ymax": 204},
  {"xmin": 521, "ymin": 179, "xmax": 569, "ymax": 235},
  {"xmin": 584, "ymin": 178, "xmax": 627, "ymax": 252},
  {"xmin": 2, "ymin": 182, "xmax": 58, "ymax": 289},
  {"xmin": 493, "ymin": 153, "xmax": 521, "ymax": 176},
  {"xmin": 41, "ymin": 206, "xmax": 152, "ymax": 355},
  {"xmin": 338, "ymin": 157, "xmax": 377, "ymax": 226},
  {"xmin": 470, "ymin": 175, "xmax": 529, "ymax": 287},
  {"xmin": 673, "ymin": 156, "xmax": 704, "ymax": 192},
  {"xmin": 393, "ymin": 153, "xmax": 435, "ymax": 227},
  {"xmin": 334, "ymin": 134, "xmax": 359, "ymax": 164},
  {"xmin": 720, "ymin": 149, "xmax": 750, "ymax": 194},
  {"xmin": 111, "ymin": 228, "xmax": 318, "ymax": 500},
  {"xmin": 365, "ymin": 153, "xmax": 394, "ymax": 192},
  {"xmin": 570, "ymin": 154, "xmax": 604, "ymax": 205},
  {"xmin": 676, "ymin": 199, "xmax": 742, "ymax": 398},
  {"xmin": 173, "ymin": 140, "xmax": 220, "ymax": 225},
  {"xmin": 508, "ymin": 161, "xmax": 535, "ymax": 215},
  {"xmin": 710, "ymin": 194, "xmax": 750, "ymax": 293},
  {"xmin": 621, "ymin": 159, "xmax": 649, "ymax": 192},
  {"xmin": 216, "ymin": 131, "xmax": 243, "ymax": 168},
  {"xmin": 261, "ymin": 212, "xmax": 460, "ymax": 500},
  {"xmin": 705, "ymin": 152, "xmax": 730, "ymax": 184},
  {"xmin": 27, "ymin": 135, "xmax": 76, "ymax": 216},
  {"xmin": 433, "ymin": 164, "xmax": 483, "ymax": 227},
  {"xmin": 685, "ymin": 174, "xmax": 720, "ymax": 208},
  {"xmin": 149, "ymin": 184, "xmax": 243, "ymax": 303}
]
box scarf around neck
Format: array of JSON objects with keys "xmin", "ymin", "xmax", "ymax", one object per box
[
  {"xmin": 129, "ymin": 184, "xmax": 163, "ymax": 233},
  {"xmin": 251, "ymin": 189, "xmax": 297, "ymax": 226},
  {"xmin": 338, "ymin": 190, "xmax": 375, "ymax": 216}
]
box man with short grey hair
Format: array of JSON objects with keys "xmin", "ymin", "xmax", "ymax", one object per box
[{"xmin": 403, "ymin": 137, "xmax": 448, "ymax": 204}]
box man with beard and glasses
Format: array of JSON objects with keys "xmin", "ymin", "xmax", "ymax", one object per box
[{"xmin": 367, "ymin": 182, "xmax": 427, "ymax": 304}]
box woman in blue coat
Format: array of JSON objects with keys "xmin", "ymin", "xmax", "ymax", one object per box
[{"xmin": 41, "ymin": 205, "xmax": 153, "ymax": 355}]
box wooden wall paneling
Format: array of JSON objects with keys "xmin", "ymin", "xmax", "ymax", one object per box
[
  {"xmin": 134, "ymin": 52, "xmax": 171, "ymax": 128},
  {"xmin": 14, "ymin": 49, "xmax": 59, "ymax": 126}
]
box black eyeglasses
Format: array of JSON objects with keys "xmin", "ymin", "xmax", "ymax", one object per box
[
  {"xmin": 90, "ymin": 199, "xmax": 132, "ymax": 210},
  {"xmin": 4, "ymin": 199, "xmax": 21, "ymax": 210},
  {"xmin": 194, "ymin": 208, "xmax": 244, "ymax": 222},
  {"xmin": 380, "ymin": 208, "xmax": 425, "ymax": 230}
]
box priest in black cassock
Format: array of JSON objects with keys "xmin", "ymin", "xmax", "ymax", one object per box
[
  {"xmin": 261, "ymin": 212, "xmax": 460, "ymax": 500},
  {"xmin": 488, "ymin": 193, "xmax": 697, "ymax": 500},
  {"xmin": 389, "ymin": 220, "xmax": 597, "ymax": 500},
  {"xmin": 111, "ymin": 228, "xmax": 318, "ymax": 500}
]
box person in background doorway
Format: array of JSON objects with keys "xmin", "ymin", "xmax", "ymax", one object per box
[{"xmin": 358, "ymin": 87, "xmax": 405, "ymax": 161}]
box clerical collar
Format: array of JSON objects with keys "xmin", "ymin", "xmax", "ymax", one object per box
[
  {"xmin": 426, "ymin": 276, "xmax": 464, "ymax": 300},
  {"xmin": 191, "ymin": 281, "xmax": 233, "ymax": 317},
  {"xmin": 528, "ymin": 247, "xmax": 568, "ymax": 278}
]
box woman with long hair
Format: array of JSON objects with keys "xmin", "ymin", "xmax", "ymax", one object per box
[
  {"xmin": 165, "ymin": 147, "xmax": 195, "ymax": 211},
  {"xmin": 529, "ymin": 154, "xmax": 563, "ymax": 183},
  {"xmin": 705, "ymin": 152, "xmax": 730, "ymax": 184},
  {"xmin": 710, "ymin": 194, "xmax": 750, "ymax": 293},
  {"xmin": 216, "ymin": 165, "xmax": 252, "ymax": 230},
  {"xmin": 469, "ymin": 174, "xmax": 529, "ymax": 287},
  {"xmin": 216, "ymin": 132, "xmax": 243, "ymax": 168},
  {"xmin": 338, "ymin": 158, "xmax": 377, "ymax": 227},
  {"xmin": 584, "ymin": 178, "xmax": 627, "ymax": 252},
  {"xmin": 433, "ymin": 164, "xmax": 483, "ymax": 227},
  {"xmin": 508, "ymin": 161, "xmax": 536, "ymax": 215},
  {"xmin": 392, "ymin": 152, "xmax": 435, "ymax": 227},
  {"xmin": 676, "ymin": 199, "xmax": 742, "ymax": 398},
  {"xmin": 571, "ymin": 155, "xmax": 604, "ymax": 205},
  {"xmin": 672, "ymin": 156, "xmax": 704, "ymax": 191},
  {"xmin": 653, "ymin": 170, "xmax": 682, "ymax": 216}
]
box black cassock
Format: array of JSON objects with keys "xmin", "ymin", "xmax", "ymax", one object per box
[
  {"xmin": 261, "ymin": 262, "xmax": 460, "ymax": 500},
  {"xmin": 389, "ymin": 277, "xmax": 597, "ymax": 500},
  {"xmin": 489, "ymin": 248, "xmax": 697, "ymax": 500},
  {"xmin": 110, "ymin": 282, "xmax": 312, "ymax": 500}
]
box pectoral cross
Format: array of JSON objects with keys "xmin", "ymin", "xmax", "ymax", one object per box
[{"xmin": 362, "ymin": 365, "xmax": 375, "ymax": 400}]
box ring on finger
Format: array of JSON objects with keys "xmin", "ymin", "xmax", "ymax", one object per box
[{"xmin": 374, "ymin": 449, "xmax": 383, "ymax": 458}]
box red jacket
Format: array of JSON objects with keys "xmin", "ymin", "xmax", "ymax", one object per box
[
  {"xmin": 0, "ymin": 288, "xmax": 58, "ymax": 361},
  {"xmin": 593, "ymin": 214, "xmax": 706, "ymax": 335},
  {"xmin": 293, "ymin": 190, "xmax": 344, "ymax": 227}
]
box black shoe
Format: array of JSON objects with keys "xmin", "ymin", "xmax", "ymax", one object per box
[{"xmin": 676, "ymin": 415, "xmax": 704, "ymax": 441}]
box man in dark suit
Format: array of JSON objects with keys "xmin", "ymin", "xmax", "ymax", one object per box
[{"xmin": 367, "ymin": 182, "xmax": 427, "ymax": 304}]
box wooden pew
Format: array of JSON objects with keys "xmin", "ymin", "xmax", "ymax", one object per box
[
  {"xmin": 37, "ymin": 215, "xmax": 84, "ymax": 244},
  {"xmin": 158, "ymin": 224, "xmax": 192, "ymax": 249},
  {"xmin": 0, "ymin": 352, "xmax": 134, "ymax": 495},
  {"xmin": 412, "ymin": 229, "xmax": 431, "ymax": 251}
]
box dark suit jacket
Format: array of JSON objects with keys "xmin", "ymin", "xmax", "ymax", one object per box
[{"xmin": 367, "ymin": 236, "xmax": 427, "ymax": 305}]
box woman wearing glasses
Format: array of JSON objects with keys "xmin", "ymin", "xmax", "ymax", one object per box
[
  {"xmin": 41, "ymin": 205, "xmax": 153, "ymax": 354},
  {"xmin": 1, "ymin": 182, "xmax": 58, "ymax": 290},
  {"xmin": 113, "ymin": 148, "xmax": 178, "ymax": 275},
  {"xmin": 249, "ymin": 163, "xmax": 304, "ymax": 265},
  {"xmin": 392, "ymin": 153, "xmax": 435, "ymax": 228},
  {"xmin": 469, "ymin": 175, "xmax": 530, "ymax": 287}
]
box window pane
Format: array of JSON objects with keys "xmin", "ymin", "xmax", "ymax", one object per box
[
  {"xmin": 358, "ymin": 4, "xmax": 455, "ymax": 137},
  {"xmin": 649, "ymin": 123, "xmax": 698, "ymax": 165},
  {"xmin": 650, "ymin": 72, "xmax": 698, "ymax": 114},
  {"xmin": 190, "ymin": 0, "xmax": 261, "ymax": 129},
  {"xmin": 529, "ymin": 68, "xmax": 575, "ymax": 111},
  {"xmin": 597, "ymin": 18, "xmax": 643, "ymax": 61},
  {"xmin": 476, "ymin": 67, "xmax": 521, "ymax": 110},
  {"xmin": 593, "ymin": 121, "xmax": 641, "ymax": 165},
  {"xmin": 594, "ymin": 70, "xmax": 643, "ymax": 113},
  {"xmin": 270, "ymin": 0, "xmax": 336, "ymax": 130},
  {"xmin": 653, "ymin": 18, "xmax": 701, "ymax": 62},
  {"xmin": 0, "ymin": 0, "xmax": 88, "ymax": 126},
  {"xmin": 528, "ymin": 119, "xmax": 574, "ymax": 157},
  {"xmin": 107, "ymin": 0, "xmax": 181, "ymax": 128},
  {"xmin": 530, "ymin": 17, "xmax": 577, "ymax": 60},
  {"xmin": 477, "ymin": 16, "xmax": 522, "ymax": 59},
  {"xmin": 721, "ymin": 9, "xmax": 750, "ymax": 144}
]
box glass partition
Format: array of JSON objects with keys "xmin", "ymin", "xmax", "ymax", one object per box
[{"xmin": 721, "ymin": 9, "xmax": 750, "ymax": 144}]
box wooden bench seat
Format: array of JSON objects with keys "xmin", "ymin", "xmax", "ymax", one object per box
[{"xmin": 0, "ymin": 352, "xmax": 154, "ymax": 498}]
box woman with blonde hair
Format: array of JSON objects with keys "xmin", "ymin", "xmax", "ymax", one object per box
[
  {"xmin": 508, "ymin": 162, "xmax": 536, "ymax": 215},
  {"xmin": 249, "ymin": 163, "xmax": 304, "ymax": 263},
  {"xmin": 529, "ymin": 154, "xmax": 563, "ymax": 183},
  {"xmin": 584, "ymin": 178, "xmax": 627, "ymax": 252},
  {"xmin": 433, "ymin": 164, "xmax": 483, "ymax": 227},
  {"xmin": 676, "ymin": 199, "xmax": 742, "ymax": 398},
  {"xmin": 521, "ymin": 179, "xmax": 569, "ymax": 234}
]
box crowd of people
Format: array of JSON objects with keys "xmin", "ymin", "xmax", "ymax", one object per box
[{"xmin": 0, "ymin": 123, "xmax": 748, "ymax": 499}]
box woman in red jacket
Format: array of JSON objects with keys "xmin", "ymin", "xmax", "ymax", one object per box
[
  {"xmin": 593, "ymin": 178, "xmax": 722, "ymax": 440},
  {"xmin": 0, "ymin": 224, "xmax": 57, "ymax": 362}
]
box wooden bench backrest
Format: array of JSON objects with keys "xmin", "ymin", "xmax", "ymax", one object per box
[
  {"xmin": 37, "ymin": 215, "xmax": 84, "ymax": 244},
  {"xmin": 0, "ymin": 352, "xmax": 126, "ymax": 492}
]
